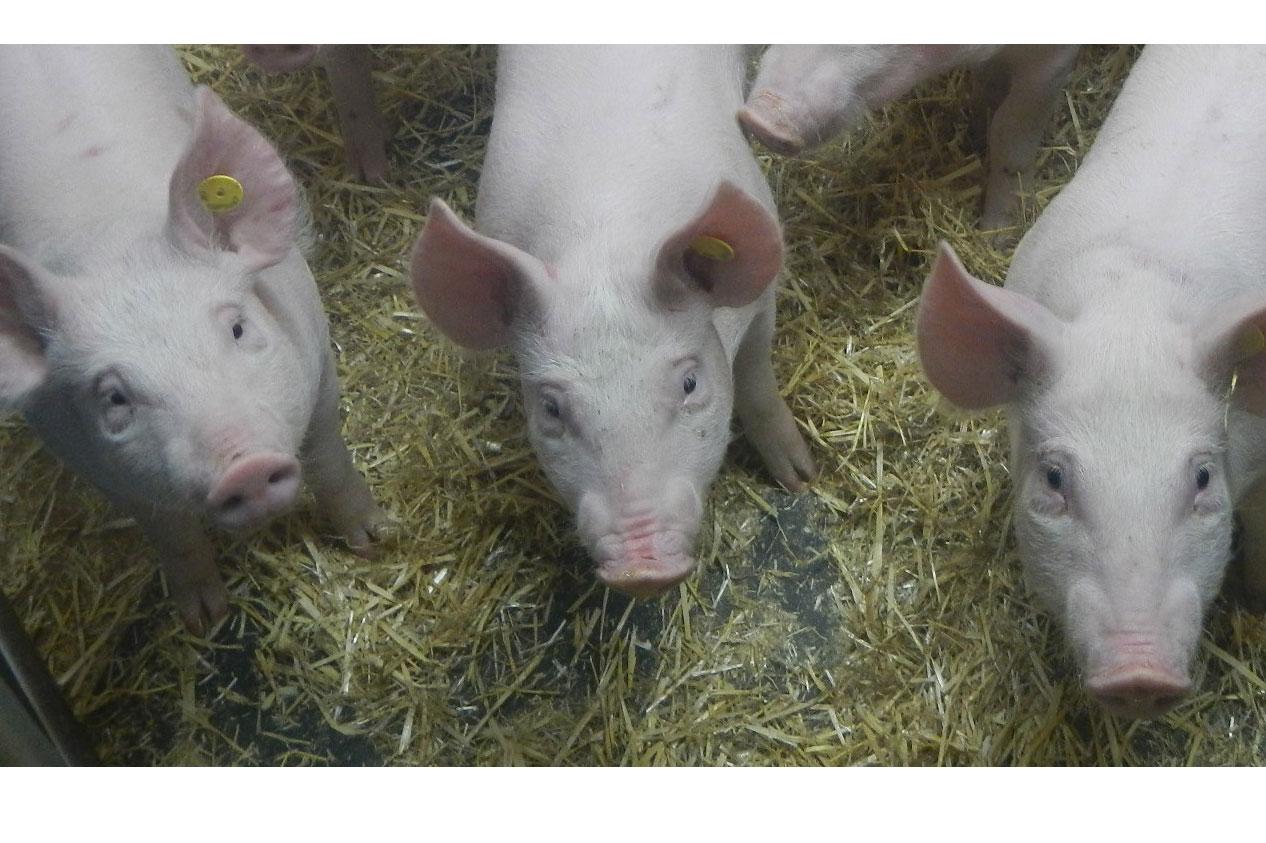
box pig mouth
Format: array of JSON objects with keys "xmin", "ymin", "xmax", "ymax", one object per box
[{"xmin": 590, "ymin": 517, "xmax": 697, "ymax": 599}]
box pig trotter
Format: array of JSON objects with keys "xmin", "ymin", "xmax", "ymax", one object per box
[
  {"xmin": 322, "ymin": 479, "xmax": 393, "ymax": 557},
  {"xmin": 135, "ymin": 509, "xmax": 229, "ymax": 635},
  {"xmin": 304, "ymin": 355, "xmax": 390, "ymax": 555},
  {"xmin": 319, "ymin": 46, "xmax": 388, "ymax": 183},
  {"xmin": 734, "ymin": 305, "xmax": 817, "ymax": 490}
]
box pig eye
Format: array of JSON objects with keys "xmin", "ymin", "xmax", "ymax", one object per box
[
  {"xmin": 96, "ymin": 373, "xmax": 135, "ymax": 436},
  {"xmin": 1045, "ymin": 466, "xmax": 1063, "ymax": 492},
  {"xmin": 1196, "ymin": 466, "xmax": 1211, "ymax": 490},
  {"xmin": 683, "ymin": 372, "xmax": 697, "ymax": 395},
  {"xmin": 232, "ymin": 322, "xmax": 244, "ymax": 341},
  {"xmin": 542, "ymin": 395, "xmax": 561, "ymax": 419}
]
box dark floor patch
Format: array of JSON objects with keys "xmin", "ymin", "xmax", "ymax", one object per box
[
  {"xmin": 748, "ymin": 491, "xmax": 839, "ymax": 641},
  {"xmin": 89, "ymin": 572, "xmax": 381, "ymax": 766}
]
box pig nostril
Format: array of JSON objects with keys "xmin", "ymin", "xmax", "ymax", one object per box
[
  {"xmin": 222, "ymin": 494, "xmax": 244, "ymax": 511},
  {"xmin": 268, "ymin": 470, "xmax": 288, "ymax": 485}
]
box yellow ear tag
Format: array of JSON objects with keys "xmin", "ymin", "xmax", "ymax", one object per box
[
  {"xmin": 198, "ymin": 175, "xmax": 244, "ymax": 214},
  {"xmin": 1238, "ymin": 326, "xmax": 1266, "ymax": 361},
  {"xmin": 689, "ymin": 235, "xmax": 736, "ymax": 262}
]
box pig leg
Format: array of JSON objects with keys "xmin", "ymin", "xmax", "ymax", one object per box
[
  {"xmin": 1235, "ymin": 476, "xmax": 1266, "ymax": 613},
  {"xmin": 979, "ymin": 46, "xmax": 1078, "ymax": 234},
  {"xmin": 302, "ymin": 353, "xmax": 389, "ymax": 554},
  {"xmin": 969, "ymin": 58, "xmax": 1010, "ymax": 153},
  {"xmin": 132, "ymin": 508, "xmax": 228, "ymax": 635},
  {"xmin": 316, "ymin": 46, "xmax": 388, "ymax": 183},
  {"xmin": 733, "ymin": 303, "xmax": 817, "ymax": 490}
]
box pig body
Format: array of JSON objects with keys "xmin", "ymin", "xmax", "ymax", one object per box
[
  {"xmin": 740, "ymin": 45, "xmax": 1079, "ymax": 229},
  {"xmin": 917, "ymin": 45, "xmax": 1266, "ymax": 718},
  {"xmin": 241, "ymin": 45, "xmax": 387, "ymax": 182},
  {"xmin": 411, "ymin": 45, "xmax": 815, "ymax": 596},
  {"xmin": 0, "ymin": 46, "xmax": 385, "ymax": 632}
]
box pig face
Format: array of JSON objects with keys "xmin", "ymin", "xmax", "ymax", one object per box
[
  {"xmin": 411, "ymin": 182, "xmax": 782, "ymax": 597},
  {"xmin": 0, "ymin": 87, "xmax": 314, "ymax": 532},
  {"xmin": 1009, "ymin": 340, "xmax": 1230, "ymax": 719},
  {"xmin": 917, "ymin": 244, "xmax": 1265, "ymax": 718}
]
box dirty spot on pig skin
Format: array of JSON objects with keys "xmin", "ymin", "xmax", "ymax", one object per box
[
  {"xmin": 80, "ymin": 144, "xmax": 108, "ymax": 159},
  {"xmin": 55, "ymin": 112, "xmax": 79, "ymax": 133}
]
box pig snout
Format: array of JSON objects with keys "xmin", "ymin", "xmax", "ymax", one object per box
[
  {"xmin": 206, "ymin": 452, "xmax": 302, "ymax": 531},
  {"xmin": 578, "ymin": 478, "xmax": 703, "ymax": 599},
  {"xmin": 1085, "ymin": 634, "xmax": 1192, "ymax": 719},
  {"xmin": 738, "ymin": 90, "xmax": 808, "ymax": 156},
  {"xmin": 1087, "ymin": 665, "xmax": 1191, "ymax": 720}
]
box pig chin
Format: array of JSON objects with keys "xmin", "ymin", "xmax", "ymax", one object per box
[{"xmin": 577, "ymin": 478, "xmax": 704, "ymax": 599}]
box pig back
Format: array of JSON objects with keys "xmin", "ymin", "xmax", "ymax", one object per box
[
  {"xmin": 0, "ymin": 46, "xmax": 194, "ymax": 268},
  {"xmin": 476, "ymin": 45, "xmax": 772, "ymax": 260},
  {"xmin": 1007, "ymin": 45, "xmax": 1266, "ymax": 314}
]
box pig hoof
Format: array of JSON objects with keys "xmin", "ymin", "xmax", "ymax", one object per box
[
  {"xmin": 738, "ymin": 92, "xmax": 806, "ymax": 156},
  {"xmin": 172, "ymin": 576, "xmax": 230, "ymax": 636},
  {"xmin": 347, "ymin": 144, "xmax": 388, "ymax": 184},
  {"xmin": 743, "ymin": 406, "xmax": 818, "ymax": 492},
  {"xmin": 337, "ymin": 506, "xmax": 396, "ymax": 557}
]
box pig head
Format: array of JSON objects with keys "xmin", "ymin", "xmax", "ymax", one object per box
[
  {"xmin": 411, "ymin": 182, "xmax": 782, "ymax": 597},
  {"xmin": 0, "ymin": 86, "xmax": 320, "ymax": 535},
  {"xmin": 917, "ymin": 243, "xmax": 1266, "ymax": 718}
]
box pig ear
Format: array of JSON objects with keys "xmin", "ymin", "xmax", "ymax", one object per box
[
  {"xmin": 0, "ymin": 247, "xmax": 57, "ymax": 410},
  {"xmin": 655, "ymin": 181, "xmax": 783, "ymax": 309},
  {"xmin": 1196, "ymin": 293, "xmax": 1266, "ymax": 414},
  {"xmin": 409, "ymin": 198, "xmax": 545, "ymax": 350},
  {"xmin": 916, "ymin": 242, "xmax": 1061, "ymax": 409},
  {"xmin": 167, "ymin": 86, "xmax": 298, "ymax": 271}
]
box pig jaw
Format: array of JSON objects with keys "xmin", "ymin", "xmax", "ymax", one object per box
[{"xmin": 577, "ymin": 478, "xmax": 705, "ymax": 598}]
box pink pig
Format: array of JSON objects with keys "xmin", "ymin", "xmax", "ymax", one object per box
[
  {"xmin": 739, "ymin": 45, "xmax": 1078, "ymax": 229},
  {"xmin": 0, "ymin": 46, "xmax": 386, "ymax": 633},
  {"xmin": 917, "ymin": 46, "xmax": 1266, "ymax": 718},
  {"xmin": 409, "ymin": 46, "xmax": 816, "ymax": 598}
]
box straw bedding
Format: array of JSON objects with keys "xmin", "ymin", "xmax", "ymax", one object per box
[{"xmin": 1, "ymin": 44, "xmax": 1263, "ymax": 765}]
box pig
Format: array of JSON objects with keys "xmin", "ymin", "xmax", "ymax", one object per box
[
  {"xmin": 409, "ymin": 46, "xmax": 816, "ymax": 598},
  {"xmin": 0, "ymin": 46, "xmax": 387, "ymax": 633},
  {"xmin": 739, "ymin": 45, "xmax": 1079, "ymax": 230},
  {"xmin": 915, "ymin": 46, "xmax": 1266, "ymax": 719},
  {"xmin": 241, "ymin": 45, "xmax": 388, "ymax": 182}
]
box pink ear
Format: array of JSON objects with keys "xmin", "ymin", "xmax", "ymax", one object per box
[
  {"xmin": 409, "ymin": 199, "xmax": 545, "ymax": 350},
  {"xmin": 916, "ymin": 242, "xmax": 1061, "ymax": 409},
  {"xmin": 0, "ymin": 246, "xmax": 57, "ymax": 409},
  {"xmin": 1196, "ymin": 292, "xmax": 1266, "ymax": 415},
  {"xmin": 656, "ymin": 181, "xmax": 783, "ymax": 309},
  {"xmin": 167, "ymin": 86, "xmax": 298, "ymax": 271}
]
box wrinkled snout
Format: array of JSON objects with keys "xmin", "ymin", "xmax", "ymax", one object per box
[
  {"xmin": 1087, "ymin": 664, "xmax": 1191, "ymax": 720},
  {"xmin": 738, "ymin": 90, "xmax": 808, "ymax": 156},
  {"xmin": 579, "ymin": 478, "xmax": 703, "ymax": 599},
  {"xmin": 1084, "ymin": 632, "xmax": 1193, "ymax": 719},
  {"xmin": 207, "ymin": 452, "xmax": 301, "ymax": 532}
]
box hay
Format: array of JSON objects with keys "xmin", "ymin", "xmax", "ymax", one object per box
[{"xmin": 1, "ymin": 44, "xmax": 1264, "ymax": 765}]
